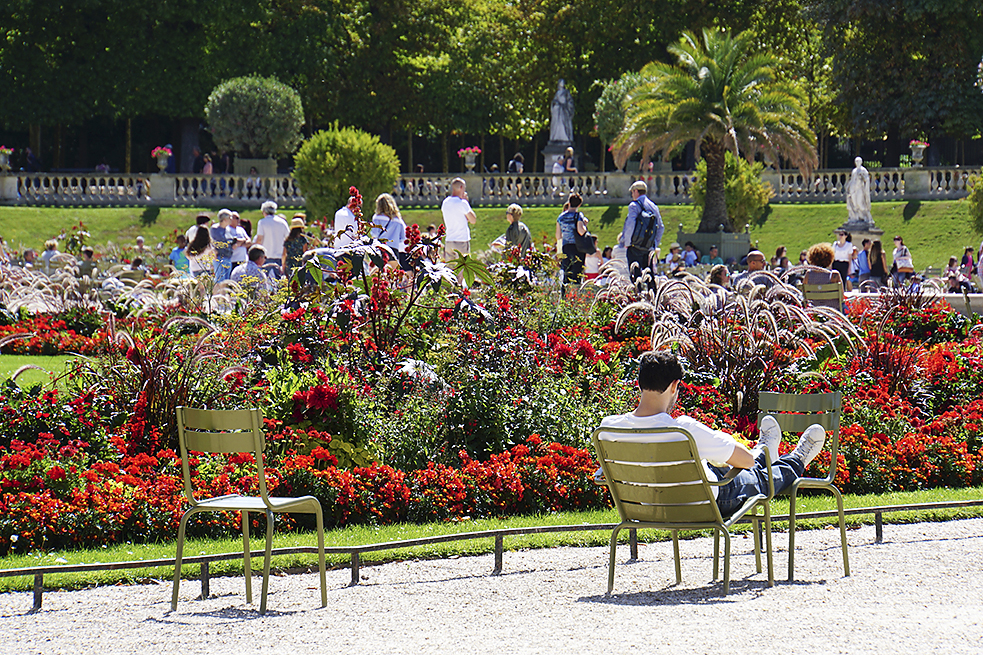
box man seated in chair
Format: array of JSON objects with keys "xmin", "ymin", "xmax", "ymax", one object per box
[{"xmin": 598, "ymin": 350, "xmax": 826, "ymax": 517}]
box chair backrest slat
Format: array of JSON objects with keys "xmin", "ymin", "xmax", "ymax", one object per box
[
  {"xmin": 767, "ymin": 412, "xmax": 836, "ymax": 433},
  {"xmin": 184, "ymin": 429, "xmax": 257, "ymax": 454},
  {"xmin": 610, "ymin": 480, "xmax": 709, "ymax": 505},
  {"xmin": 620, "ymin": 501, "xmax": 719, "ymax": 524},
  {"xmin": 181, "ymin": 407, "xmax": 258, "ymax": 431},
  {"xmin": 758, "ymin": 391, "xmax": 840, "ymax": 413},
  {"xmin": 603, "ymin": 461, "xmax": 703, "ymax": 485},
  {"xmin": 594, "ymin": 438, "xmax": 694, "ymax": 462}
]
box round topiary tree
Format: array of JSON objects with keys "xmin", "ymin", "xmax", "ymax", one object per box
[
  {"xmin": 204, "ymin": 76, "xmax": 304, "ymax": 159},
  {"xmin": 293, "ymin": 125, "xmax": 401, "ymax": 221}
]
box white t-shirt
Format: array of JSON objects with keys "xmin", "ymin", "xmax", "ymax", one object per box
[
  {"xmin": 230, "ymin": 226, "xmax": 250, "ymax": 263},
  {"xmin": 334, "ymin": 206, "xmax": 357, "ymax": 247},
  {"xmin": 833, "ymin": 241, "xmax": 853, "ymax": 263},
  {"xmin": 441, "ymin": 195, "xmax": 473, "ymax": 243},
  {"xmin": 256, "ymin": 214, "xmax": 290, "ymax": 259},
  {"xmin": 598, "ymin": 412, "xmax": 739, "ymax": 497}
]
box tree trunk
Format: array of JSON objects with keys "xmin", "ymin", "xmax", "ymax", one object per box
[
  {"xmin": 407, "ymin": 130, "xmax": 413, "ymax": 174},
  {"xmin": 698, "ymin": 140, "xmax": 730, "ymax": 233},
  {"xmin": 441, "ymin": 133, "xmax": 448, "ymax": 173}
]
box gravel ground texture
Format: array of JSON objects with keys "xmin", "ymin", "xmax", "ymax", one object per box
[{"xmin": 2, "ymin": 518, "xmax": 982, "ymax": 655}]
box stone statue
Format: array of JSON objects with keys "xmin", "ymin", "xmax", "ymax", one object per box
[
  {"xmin": 846, "ymin": 156, "xmax": 872, "ymax": 226},
  {"xmin": 549, "ymin": 80, "xmax": 574, "ymax": 144}
]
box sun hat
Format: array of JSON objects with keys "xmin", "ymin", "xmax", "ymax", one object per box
[
  {"xmin": 668, "ymin": 242, "xmax": 681, "ymax": 250},
  {"xmin": 291, "ymin": 217, "xmax": 306, "ymax": 229}
]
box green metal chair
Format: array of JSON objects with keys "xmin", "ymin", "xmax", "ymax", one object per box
[
  {"xmin": 171, "ymin": 407, "xmax": 327, "ymax": 614},
  {"xmin": 592, "ymin": 426, "xmax": 774, "ymax": 595},
  {"xmin": 802, "ymin": 280, "xmax": 844, "ymax": 312},
  {"xmin": 757, "ymin": 391, "xmax": 850, "ymax": 581}
]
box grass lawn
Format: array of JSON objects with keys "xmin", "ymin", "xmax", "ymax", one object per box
[
  {"xmin": 0, "ymin": 354, "xmax": 74, "ymax": 388},
  {"xmin": 1, "ymin": 486, "xmax": 980, "ymax": 592},
  {"xmin": 1, "ymin": 199, "xmax": 977, "ymax": 269}
]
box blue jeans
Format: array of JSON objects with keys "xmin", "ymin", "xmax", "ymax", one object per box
[
  {"xmin": 264, "ymin": 257, "xmax": 282, "ymax": 280},
  {"xmin": 213, "ymin": 257, "xmax": 232, "ymax": 282},
  {"xmin": 710, "ymin": 452, "xmax": 804, "ymax": 517}
]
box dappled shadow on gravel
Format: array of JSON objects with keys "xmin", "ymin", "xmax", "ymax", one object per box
[
  {"xmin": 158, "ymin": 605, "xmax": 299, "ymax": 621},
  {"xmin": 576, "ymin": 578, "xmax": 819, "ymax": 606}
]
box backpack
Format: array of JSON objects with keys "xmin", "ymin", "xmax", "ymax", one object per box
[{"xmin": 629, "ymin": 200, "xmax": 659, "ymax": 250}]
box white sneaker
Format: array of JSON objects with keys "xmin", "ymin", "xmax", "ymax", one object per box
[
  {"xmin": 790, "ymin": 424, "xmax": 826, "ymax": 468},
  {"xmin": 754, "ymin": 415, "xmax": 783, "ymax": 466}
]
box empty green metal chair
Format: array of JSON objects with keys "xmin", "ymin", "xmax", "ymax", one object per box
[
  {"xmin": 171, "ymin": 407, "xmax": 327, "ymax": 614},
  {"xmin": 757, "ymin": 391, "xmax": 850, "ymax": 581},
  {"xmin": 593, "ymin": 426, "xmax": 774, "ymax": 595}
]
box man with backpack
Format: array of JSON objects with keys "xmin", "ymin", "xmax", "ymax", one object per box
[{"xmin": 618, "ymin": 180, "xmax": 664, "ymax": 279}]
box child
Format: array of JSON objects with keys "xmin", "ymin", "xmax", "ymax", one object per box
[{"xmin": 584, "ymin": 236, "xmax": 603, "ymax": 280}]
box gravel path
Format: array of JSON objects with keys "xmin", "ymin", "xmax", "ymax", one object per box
[{"xmin": 3, "ymin": 519, "xmax": 982, "ymax": 654}]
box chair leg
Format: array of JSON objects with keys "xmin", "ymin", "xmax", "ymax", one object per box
[
  {"xmin": 713, "ymin": 530, "xmax": 720, "ymax": 581},
  {"xmin": 260, "ymin": 509, "xmax": 274, "ymax": 615},
  {"xmin": 314, "ymin": 504, "xmax": 327, "ymax": 607},
  {"xmin": 171, "ymin": 510, "xmax": 194, "ymax": 611},
  {"xmin": 832, "ymin": 486, "xmax": 851, "ymax": 576},
  {"xmin": 671, "ymin": 530, "xmax": 681, "ymax": 585},
  {"xmin": 242, "ymin": 510, "xmax": 252, "ymax": 604},
  {"xmin": 751, "ymin": 512, "xmax": 762, "ymax": 574},
  {"xmin": 720, "ymin": 528, "xmax": 731, "ymax": 596},
  {"xmin": 607, "ymin": 526, "xmax": 622, "ymax": 594},
  {"xmin": 787, "ymin": 492, "xmax": 797, "ymax": 582},
  {"xmin": 764, "ymin": 503, "xmax": 774, "ymax": 587}
]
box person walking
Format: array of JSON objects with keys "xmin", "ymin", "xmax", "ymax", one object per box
[
  {"xmin": 255, "ymin": 200, "xmax": 290, "ymax": 278},
  {"xmin": 371, "ymin": 193, "xmax": 408, "ymax": 269},
  {"xmin": 868, "ymin": 239, "xmax": 888, "ymax": 289},
  {"xmin": 440, "ymin": 177, "xmax": 476, "ymax": 260},
  {"xmin": 891, "ymin": 235, "xmax": 915, "ymax": 287},
  {"xmin": 556, "ymin": 193, "xmax": 589, "ymax": 284},
  {"xmin": 618, "ymin": 180, "xmax": 663, "ymax": 280},
  {"xmin": 283, "ymin": 215, "xmax": 310, "ymax": 278}
]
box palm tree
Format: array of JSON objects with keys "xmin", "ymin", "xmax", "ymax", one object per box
[{"xmin": 614, "ymin": 29, "xmax": 817, "ymax": 233}]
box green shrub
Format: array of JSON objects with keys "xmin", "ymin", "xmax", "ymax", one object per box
[
  {"xmin": 967, "ymin": 172, "xmax": 983, "ymax": 235},
  {"xmin": 204, "ymin": 76, "xmax": 304, "ymax": 158},
  {"xmin": 292, "ymin": 125, "xmax": 401, "ymax": 221},
  {"xmin": 593, "ymin": 72, "xmax": 643, "ymax": 150},
  {"xmin": 690, "ymin": 151, "xmax": 773, "ymax": 226}
]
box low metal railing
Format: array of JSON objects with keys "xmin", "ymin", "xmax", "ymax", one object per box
[{"xmin": 3, "ymin": 498, "xmax": 981, "ymax": 612}]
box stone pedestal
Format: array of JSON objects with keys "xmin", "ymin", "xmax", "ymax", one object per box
[
  {"xmin": 541, "ymin": 141, "xmax": 573, "ymax": 173},
  {"xmin": 836, "ymin": 222, "xmax": 884, "ymax": 245},
  {"xmin": 148, "ymin": 174, "xmax": 175, "ymax": 204},
  {"xmin": 0, "ymin": 176, "xmax": 17, "ymax": 201},
  {"xmin": 904, "ymin": 168, "xmax": 930, "ymax": 199}
]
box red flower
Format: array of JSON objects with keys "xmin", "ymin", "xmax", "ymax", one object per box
[
  {"xmin": 307, "ymin": 384, "xmax": 340, "ymax": 411},
  {"xmin": 47, "ymin": 466, "xmax": 67, "ymax": 481},
  {"xmin": 287, "ymin": 342, "xmax": 312, "ymax": 363}
]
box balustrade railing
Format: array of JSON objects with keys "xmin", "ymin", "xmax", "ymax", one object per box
[
  {"xmin": 14, "ymin": 173, "xmax": 150, "ymax": 205},
  {"xmin": 0, "ymin": 166, "xmax": 972, "ymax": 208}
]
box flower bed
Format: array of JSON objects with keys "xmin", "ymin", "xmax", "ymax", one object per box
[{"xmin": 2, "ymin": 197, "xmax": 983, "ymax": 555}]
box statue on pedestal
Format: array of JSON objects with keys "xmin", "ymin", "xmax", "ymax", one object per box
[
  {"xmin": 549, "ymin": 80, "xmax": 574, "ymax": 145},
  {"xmin": 845, "ymin": 156, "xmax": 872, "ymax": 227}
]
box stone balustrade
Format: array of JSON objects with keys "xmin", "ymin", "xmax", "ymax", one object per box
[{"xmin": 0, "ymin": 166, "xmax": 973, "ymax": 208}]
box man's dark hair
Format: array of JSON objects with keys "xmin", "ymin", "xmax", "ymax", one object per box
[
  {"xmin": 637, "ymin": 350, "xmax": 683, "ymax": 392},
  {"xmin": 196, "ymin": 213, "xmax": 211, "ymax": 226},
  {"xmin": 247, "ymin": 244, "xmax": 267, "ymax": 262}
]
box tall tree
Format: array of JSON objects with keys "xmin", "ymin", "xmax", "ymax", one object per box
[
  {"xmin": 615, "ymin": 29, "xmax": 817, "ymax": 233},
  {"xmin": 812, "ymin": 0, "xmax": 983, "ymax": 160}
]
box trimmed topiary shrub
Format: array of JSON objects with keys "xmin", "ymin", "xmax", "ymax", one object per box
[
  {"xmin": 292, "ymin": 125, "xmax": 401, "ymax": 221},
  {"xmin": 204, "ymin": 76, "xmax": 304, "ymax": 158},
  {"xmin": 691, "ymin": 151, "xmax": 773, "ymax": 227}
]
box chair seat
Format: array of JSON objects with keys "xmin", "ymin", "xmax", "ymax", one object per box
[{"xmin": 194, "ymin": 494, "xmax": 319, "ymax": 512}]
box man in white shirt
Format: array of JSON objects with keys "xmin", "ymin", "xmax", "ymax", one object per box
[
  {"xmin": 231, "ymin": 245, "xmax": 273, "ymax": 293},
  {"xmin": 255, "ymin": 200, "xmax": 290, "ymax": 278},
  {"xmin": 440, "ymin": 177, "xmax": 476, "ymax": 260},
  {"xmin": 598, "ymin": 350, "xmax": 826, "ymax": 517},
  {"xmin": 228, "ymin": 211, "xmax": 251, "ymax": 269},
  {"xmin": 334, "ymin": 197, "xmax": 358, "ymax": 248}
]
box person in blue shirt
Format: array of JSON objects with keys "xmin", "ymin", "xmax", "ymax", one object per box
[
  {"xmin": 700, "ymin": 245, "xmax": 724, "ymax": 265},
  {"xmin": 856, "ymin": 238, "xmax": 871, "ymax": 284},
  {"xmin": 617, "ymin": 180, "xmax": 664, "ymax": 279},
  {"xmin": 169, "ymin": 234, "xmax": 190, "ymax": 274}
]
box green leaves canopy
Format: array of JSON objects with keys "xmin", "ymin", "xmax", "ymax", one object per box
[{"xmin": 205, "ymin": 76, "xmax": 304, "ymax": 158}]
